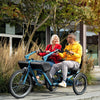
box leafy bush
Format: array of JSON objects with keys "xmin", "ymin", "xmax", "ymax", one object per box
[{"xmin": 0, "ymin": 74, "xmax": 9, "ymax": 93}]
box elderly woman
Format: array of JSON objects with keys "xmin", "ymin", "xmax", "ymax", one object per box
[
  {"xmin": 38, "ymin": 34, "xmax": 62, "ymax": 66},
  {"xmin": 36, "ymin": 34, "xmax": 62, "ymax": 82}
]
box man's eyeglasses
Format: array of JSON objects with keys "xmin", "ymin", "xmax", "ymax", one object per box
[{"xmin": 67, "ymin": 36, "xmax": 72, "ymax": 38}]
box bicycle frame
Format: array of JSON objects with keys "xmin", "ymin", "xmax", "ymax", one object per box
[
  {"xmin": 22, "ymin": 49, "xmax": 80, "ymax": 87},
  {"xmin": 9, "ymin": 47, "xmax": 87, "ymax": 99},
  {"xmin": 67, "ymin": 70, "xmax": 80, "ymax": 86},
  {"xmin": 22, "ymin": 50, "xmax": 57, "ymax": 86}
]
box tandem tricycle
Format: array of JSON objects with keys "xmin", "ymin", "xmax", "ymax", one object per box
[{"xmin": 9, "ymin": 49, "xmax": 87, "ymax": 98}]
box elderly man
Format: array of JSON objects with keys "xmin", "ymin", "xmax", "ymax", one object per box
[{"xmin": 49, "ymin": 34, "xmax": 82, "ymax": 87}]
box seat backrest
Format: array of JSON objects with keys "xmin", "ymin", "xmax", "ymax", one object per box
[{"xmin": 79, "ymin": 57, "xmax": 83, "ymax": 69}]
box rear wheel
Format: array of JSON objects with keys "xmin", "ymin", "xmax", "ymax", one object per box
[
  {"xmin": 9, "ymin": 69, "xmax": 32, "ymax": 98},
  {"xmin": 73, "ymin": 73, "xmax": 87, "ymax": 95}
]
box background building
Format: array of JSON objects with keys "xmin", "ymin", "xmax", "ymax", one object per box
[{"xmin": 0, "ymin": 21, "xmax": 99, "ymax": 66}]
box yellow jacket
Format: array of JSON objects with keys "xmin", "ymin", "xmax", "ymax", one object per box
[{"xmin": 59, "ymin": 41, "xmax": 82, "ymax": 64}]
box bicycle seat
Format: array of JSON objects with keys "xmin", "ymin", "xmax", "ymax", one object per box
[
  {"xmin": 18, "ymin": 61, "xmax": 51, "ymax": 72},
  {"xmin": 30, "ymin": 62, "xmax": 51, "ymax": 72},
  {"xmin": 68, "ymin": 67, "xmax": 79, "ymax": 75},
  {"xmin": 18, "ymin": 61, "xmax": 28, "ymax": 69},
  {"xmin": 68, "ymin": 60, "xmax": 83, "ymax": 75}
]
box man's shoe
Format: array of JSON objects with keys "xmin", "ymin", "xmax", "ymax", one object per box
[{"xmin": 59, "ymin": 81, "xmax": 67, "ymax": 88}]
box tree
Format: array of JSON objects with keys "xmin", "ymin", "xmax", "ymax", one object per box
[
  {"xmin": 1, "ymin": 0, "xmax": 100, "ymax": 50},
  {"xmin": 0, "ymin": 1, "xmax": 24, "ymax": 23},
  {"xmin": 18, "ymin": 0, "xmax": 57, "ymax": 52},
  {"xmin": 48, "ymin": 0, "xmax": 89, "ymax": 43},
  {"xmin": 67, "ymin": 0, "xmax": 100, "ymax": 33},
  {"xmin": 49, "ymin": 0, "xmax": 100, "ymax": 44},
  {"xmin": 0, "ymin": 0, "xmax": 56, "ymax": 52}
]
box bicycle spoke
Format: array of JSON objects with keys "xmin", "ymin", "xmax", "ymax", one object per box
[
  {"xmin": 9, "ymin": 70, "xmax": 32, "ymax": 98},
  {"xmin": 73, "ymin": 73, "xmax": 87, "ymax": 95}
]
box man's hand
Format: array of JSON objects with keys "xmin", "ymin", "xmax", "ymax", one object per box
[{"xmin": 69, "ymin": 51, "xmax": 74, "ymax": 55}]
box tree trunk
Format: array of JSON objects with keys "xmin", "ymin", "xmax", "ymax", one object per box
[
  {"xmin": 98, "ymin": 33, "xmax": 100, "ymax": 67},
  {"xmin": 80, "ymin": 21, "xmax": 86, "ymax": 58},
  {"xmin": 53, "ymin": 5, "xmax": 57, "ymax": 34},
  {"xmin": 25, "ymin": 14, "xmax": 51, "ymax": 53}
]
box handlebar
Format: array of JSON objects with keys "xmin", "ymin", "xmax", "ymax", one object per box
[
  {"xmin": 25, "ymin": 51, "xmax": 37, "ymax": 60},
  {"xmin": 64, "ymin": 49, "xmax": 70, "ymax": 53},
  {"xmin": 43, "ymin": 49, "xmax": 60, "ymax": 61},
  {"xmin": 25, "ymin": 49, "xmax": 60, "ymax": 61},
  {"xmin": 25, "ymin": 48, "xmax": 44, "ymax": 60},
  {"xmin": 53, "ymin": 49, "xmax": 60, "ymax": 53},
  {"xmin": 25, "ymin": 49, "xmax": 72, "ymax": 61},
  {"xmin": 64, "ymin": 49, "xmax": 74, "ymax": 55}
]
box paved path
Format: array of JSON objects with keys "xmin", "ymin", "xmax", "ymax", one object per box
[
  {"xmin": 0, "ymin": 66, "xmax": 100, "ymax": 100},
  {"xmin": 91, "ymin": 66, "xmax": 100, "ymax": 84},
  {"xmin": 0, "ymin": 85, "xmax": 100, "ymax": 100}
]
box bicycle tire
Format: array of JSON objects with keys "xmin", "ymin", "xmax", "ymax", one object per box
[
  {"xmin": 9, "ymin": 69, "xmax": 33, "ymax": 98},
  {"xmin": 73, "ymin": 73, "xmax": 87, "ymax": 95}
]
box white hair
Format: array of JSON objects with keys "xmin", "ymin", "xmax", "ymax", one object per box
[{"xmin": 50, "ymin": 34, "xmax": 60, "ymax": 44}]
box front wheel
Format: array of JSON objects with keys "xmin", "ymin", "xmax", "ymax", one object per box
[
  {"xmin": 9, "ymin": 69, "xmax": 32, "ymax": 98},
  {"xmin": 73, "ymin": 73, "xmax": 87, "ymax": 95}
]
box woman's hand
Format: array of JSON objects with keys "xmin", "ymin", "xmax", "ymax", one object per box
[
  {"xmin": 45, "ymin": 50, "xmax": 50, "ymax": 53},
  {"xmin": 36, "ymin": 49, "xmax": 40, "ymax": 54}
]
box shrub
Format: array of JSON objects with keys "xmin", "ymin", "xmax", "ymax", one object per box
[
  {"xmin": 0, "ymin": 42, "xmax": 42, "ymax": 93},
  {"xmin": 0, "ymin": 74, "xmax": 9, "ymax": 93},
  {"xmin": 81, "ymin": 56, "xmax": 94, "ymax": 85}
]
